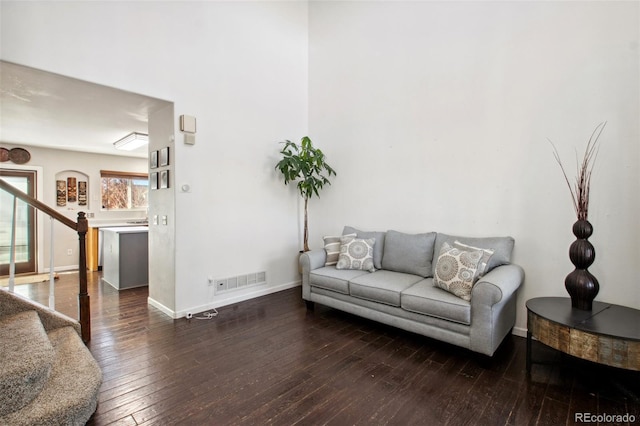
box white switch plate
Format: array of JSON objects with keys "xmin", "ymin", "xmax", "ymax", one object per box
[
  {"xmin": 184, "ymin": 133, "xmax": 196, "ymax": 145},
  {"xmin": 162, "ymin": 215, "xmax": 168, "ymax": 225}
]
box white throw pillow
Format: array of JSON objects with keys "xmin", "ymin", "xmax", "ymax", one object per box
[{"xmin": 324, "ymin": 233, "xmax": 356, "ymax": 266}]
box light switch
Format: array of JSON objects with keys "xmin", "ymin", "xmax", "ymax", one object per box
[
  {"xmin": 162, "ymin": 215, "xmax": 168, "ymax": 225},
  {"xmin": 153, "ymin": 215, "xmax": 158, "ymax": 225}
]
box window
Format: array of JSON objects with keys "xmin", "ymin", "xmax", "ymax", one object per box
[{"xmin": 100, "ymin": 170, "xmax": 148, "ymax": 210}]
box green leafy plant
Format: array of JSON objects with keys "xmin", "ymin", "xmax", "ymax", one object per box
[
  {"xmin": 549, "ymin": 122, "xmax": 606, "ymax": 221},
  {"xmin": 276, "ymin": 136, "xmax": 336, "ymax": 252}
]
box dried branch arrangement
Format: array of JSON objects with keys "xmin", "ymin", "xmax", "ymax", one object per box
[{"xmin": 549, "ymin": 122, "xmax": 606, "ymax": 221}]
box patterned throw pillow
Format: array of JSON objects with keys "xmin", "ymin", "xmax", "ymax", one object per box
[
  {"xmin": 324, "ymin": 233, "xmax": 356, "ymax": 266},
  {"xmin": 453, "ymin": 240, "xmax": 494, "ymax": 280},
  {"xmin": 336, "ymin": 236, "xmax": 376, "ymax": 272},
  {"xmin": 434, "ymin": 242, "xmax": 483, "ymax": 301}
]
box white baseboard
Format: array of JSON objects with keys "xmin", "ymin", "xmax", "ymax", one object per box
[
  {"xmin": 149, "ymin": 280, "xmax": 302, "ymax": 319},
  {"xmin": 512, "ymin": 326, "xmax": 528, "ymax": 338},
  {"xmin": 42, "ymin": 265, "xmax": 79, "ymax": 273},
  {"xmin": 147, "ymin": 297, "xmax": 176, "ymax": 318}
]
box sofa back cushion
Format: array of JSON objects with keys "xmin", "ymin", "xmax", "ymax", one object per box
[
  {"xmin": 381, "ymin": 230, "xmax": 437, "ymax": 277},
  {"xmin": 343, "ymin": 226, "xmax": 386, "ymax": 270},
  {"xmin": 433, "ymin": 233, "xmax": 514, "ymax": 273}
]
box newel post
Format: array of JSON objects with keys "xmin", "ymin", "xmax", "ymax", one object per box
[{"xmin": 77, "ymin": 212, "xmax": 91, "ymax": 343}]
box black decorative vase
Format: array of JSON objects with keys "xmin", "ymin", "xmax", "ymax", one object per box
[{"xmin": 565, "ymin": 220, "xmax": 599, "ymax": 310}]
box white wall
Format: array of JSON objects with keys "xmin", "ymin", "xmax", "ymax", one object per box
[
  {"xmin": 308, "ymin": 1, "xmax": 640, "ymax": 334},
  {"xmin": 1, "ymin": 1, "xmax": 309, "ymax": 315},
  {"xmin": 147, "ymin": 104, "xmax": 176, "ymax": 314}
]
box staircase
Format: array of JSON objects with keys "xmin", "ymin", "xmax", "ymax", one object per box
[{"xmin": 0, "ymin": 289, "xmax": 102, "ymax": 425}]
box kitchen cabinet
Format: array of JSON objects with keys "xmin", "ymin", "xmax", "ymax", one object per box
[
  {"xmin": 101, "ymin": 226, "xmax": 148, "ymax": 290},
  {"xmin": 87, "ymin": 220, "xmax": 148, "ymax": 271}
]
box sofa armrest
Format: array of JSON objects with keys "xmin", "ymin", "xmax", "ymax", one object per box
[
  {"xmin": 469, "ymin": 264, "xmax": 525, "ymax": 356},
  {"xmin": 300, "ymin": 249, "xmax": 327, "ymax": 273},
  {"xmin": 471, "ymin": 264, "xmax": 524, "ymax": 307},
  {"xmin": 300, "ymin": 249, "xmax": 327, "ymax": 300}
]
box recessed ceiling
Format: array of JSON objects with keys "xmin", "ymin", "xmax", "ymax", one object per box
[{"xmin": 0, "ymin": 61, "xmax": 171, "ymax": 158}]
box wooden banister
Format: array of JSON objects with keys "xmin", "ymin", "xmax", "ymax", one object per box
[
  {"xmin": 0, "ymin": 179, "xmax": 91, "ymax": 342},
  {"xmin": 0, "ymin": 179, "xmax": 76, "ymax": 229}
]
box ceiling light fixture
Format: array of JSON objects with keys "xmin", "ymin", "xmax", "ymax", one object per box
[{"xmin": 114, "ymin": 132, "xmax": 148, "ymax": 151}]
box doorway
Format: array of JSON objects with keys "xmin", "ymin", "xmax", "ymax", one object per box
[{"xmin": 0, "ymin": 169, "xmax": 37, "ymax": 275}]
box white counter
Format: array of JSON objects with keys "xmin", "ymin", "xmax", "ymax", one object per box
[
  {"xmin": 101, "ymin": 226, "xmax": 149, "ymax": 234},
  {"xmin": 89, "ymin": 220, "xmax": 148, "ymax": 228}
]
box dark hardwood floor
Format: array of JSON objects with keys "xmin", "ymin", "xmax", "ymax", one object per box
[{"xmin": 8, "ymin": 271, "xmax": 640, "ymax": 425}]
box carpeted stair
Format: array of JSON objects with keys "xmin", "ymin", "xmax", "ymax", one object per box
[{"xmin": 0, "ymin": 289, "xmax": 102, "ymax": 425}]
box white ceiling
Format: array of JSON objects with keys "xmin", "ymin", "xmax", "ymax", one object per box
[{"xmin": 0, "ymin": 61, "xmax": 171, "ymax": 158}]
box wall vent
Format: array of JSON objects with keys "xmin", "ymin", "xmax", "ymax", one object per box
[{"xmin": 215, "ymin": 271, "xmax": 267, "ymax": 294}]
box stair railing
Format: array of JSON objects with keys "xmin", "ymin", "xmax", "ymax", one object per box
[{"xmin": 0, "ymin": 179, "xmax": 91, "ymax": 343}]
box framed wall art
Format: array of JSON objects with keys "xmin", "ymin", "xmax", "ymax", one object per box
[
  {"xmin": 56, "ymin": 180, "xmax": 67, "ymax": 206},
  {"xmin": 67, "ymin": 177, "xmax": 77, "ymax": 203},
  {"xmin": 160, "ymin": 170, "xmax": 169, "ymax": 189},
  {"xmin": 150, "ymin": 172, "xmax": 158, "ymax": 190},
  {"xmin": 55, "ymin": 171, "xmax": 89, "ymax": 209},
  {"xmin": 150, "ymin": 150, "xmax": 158, "ymax": 169},
  {"xmin": 78, "ymin": 181, "xmax": 87, "ymax": 206},
  {"xmin": 159, "ymin": 147, "xmax": 169, "ymax": 167}
]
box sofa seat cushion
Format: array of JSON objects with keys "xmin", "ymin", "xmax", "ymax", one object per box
[
  {"xmin": 309, "ymin": 266, "xmax": 369, "ymax": 294},
  {"xmin": 349, "ymin": 270, "xmax": 423, "ymax": 307},
  {"xmin": 310, "ymin": 286, "xmax": 471, "ymax": 336},
  {"xmin": 401, "ymin": 278, "xmax": 471, "ymax": 325}
]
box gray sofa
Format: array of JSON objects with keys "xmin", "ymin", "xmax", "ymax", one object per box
[{"xmin": 300, "ymin": 226, "xmax": 525, "ymax": 356}]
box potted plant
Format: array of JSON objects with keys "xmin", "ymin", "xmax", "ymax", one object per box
[{"xmin": 276, "ymin": 136, "xmax": 336, "ymax": 252}]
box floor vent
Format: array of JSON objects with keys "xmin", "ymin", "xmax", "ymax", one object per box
[{"xmin": 215, "ymin": 271, "xmax": 267, "ymax": 294}]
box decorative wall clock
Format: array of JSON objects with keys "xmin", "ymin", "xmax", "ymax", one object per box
[{"xmin": 8, "ymin": 147, "xmax": 31, "ymax": 164}]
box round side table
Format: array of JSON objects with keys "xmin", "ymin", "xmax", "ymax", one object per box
[{"xmin": 526, "ymin": 297, "xmax": 640, "ymax": 372}]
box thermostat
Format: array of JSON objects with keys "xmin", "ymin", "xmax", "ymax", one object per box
[{"xmin": 180, "ymin": 115, "xmax": 196, "ymax": 133}]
